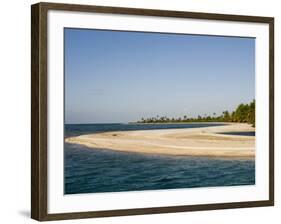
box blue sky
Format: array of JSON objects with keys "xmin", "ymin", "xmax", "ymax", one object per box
[{"xmin": 64, "ymin": 28, "xmax": 255, "ymax": 124}]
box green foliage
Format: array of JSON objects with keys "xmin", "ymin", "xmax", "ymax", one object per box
[{"xmin": 137, "ymin": 99, "xmax": 255, "ymax": 126}]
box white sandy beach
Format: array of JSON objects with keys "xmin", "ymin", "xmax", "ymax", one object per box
[{"xmin": 65, "ymin": 123, "xmax": 255, "ymax": 158}]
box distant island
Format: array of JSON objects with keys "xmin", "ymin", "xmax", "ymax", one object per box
[{"xmin": 136, "ymin": 100, "xmax": 255, "ymax": 126}]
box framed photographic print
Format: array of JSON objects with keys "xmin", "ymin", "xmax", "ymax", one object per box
[{"xmin": 31, "ymin": 2, "xmax": 274, "ymax": 221}]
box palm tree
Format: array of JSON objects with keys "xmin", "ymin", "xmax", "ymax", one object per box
[{"xmin": 222, "ymin": 110, "xmax": 230, "ymax": 121}]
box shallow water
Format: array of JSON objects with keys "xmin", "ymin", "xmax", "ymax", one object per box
[
  {"xmin": 219, "ymin": 131, "xmax": 255, "ymax": 136},
  {"xmin": 64, "ymin": 123, "xmax": 255, "ymax": 194}
]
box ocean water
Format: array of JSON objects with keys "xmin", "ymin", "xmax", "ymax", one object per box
[
  {"xmin": 64, "ymin": 123, "xmax": 255, "ymax": 194},
  {"xmin": 219, "ymin": 131, "xmax": 255, "ymax": 136}
]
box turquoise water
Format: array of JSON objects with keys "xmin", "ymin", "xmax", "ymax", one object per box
[{"xmin": 64, "ymin": 123, "xmax": 255, "ymax": 194}]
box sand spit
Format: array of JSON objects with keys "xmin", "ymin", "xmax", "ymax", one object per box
[{"xmin": 65, "ymin": 123, "xmax": 255, "ymax": 158}]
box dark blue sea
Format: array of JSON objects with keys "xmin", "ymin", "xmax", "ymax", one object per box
[{"xmin": 64, "ymin": 123, "xmax": 255, "ymax": 194}]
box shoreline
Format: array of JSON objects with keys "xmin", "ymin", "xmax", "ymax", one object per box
[
  {"xmin": 128, "ymin": 121, "xmax": 231, "ymax": 125},
  {"xmin": 65, "ymin": 123, "xmax": 255, "ymax": 158}
]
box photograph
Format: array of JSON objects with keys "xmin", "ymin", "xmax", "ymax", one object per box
[
  {"xmin": 30, "ymin": 2, "xmax": 274, "ymax": 221},
  {"xmin": 64, "ymin": 28, "xmax": 256, "ymax": 195}
]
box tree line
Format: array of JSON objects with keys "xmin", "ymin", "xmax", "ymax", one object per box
[{"xmin": 137, "ymin": 99, "xmax": 255, "ymax": 126}]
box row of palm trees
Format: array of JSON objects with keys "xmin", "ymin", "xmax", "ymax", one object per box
[{"xmin": 137, "ymin": 100, "xmax": 255, "ymax": 126}]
